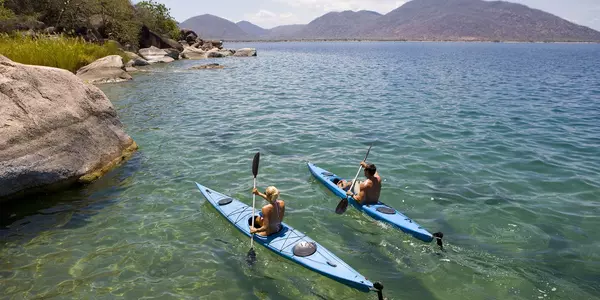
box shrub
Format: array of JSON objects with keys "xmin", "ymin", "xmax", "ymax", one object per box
[{"xmin": 0, "ymin": 33, "xmax": 128, "ymax": 72}]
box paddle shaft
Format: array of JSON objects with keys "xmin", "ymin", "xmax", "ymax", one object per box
[
  {"xmin": 250, "ymin": 177, "xmax": 256, "ymax": 248},
  {"xmin": 348, "ymin": 146, "xmax": 372, "ymax": 194}
]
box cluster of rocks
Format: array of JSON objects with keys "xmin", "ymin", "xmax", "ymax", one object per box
[
  {"xmin": 0, "ymin": 26, "xmax": 259, "ymax": 201},
  {"xmin": 75, "ymin": 27, "xmax": 256, "ymax": 84}
]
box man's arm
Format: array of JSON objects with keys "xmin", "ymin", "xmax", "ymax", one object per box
[
  {"xmin": 348, "ymin": 181, "xmax": 370, "ymax": 203},
  {"xmin": 360, "ymin": 161, "xmax": 380, "ymax": 177}
]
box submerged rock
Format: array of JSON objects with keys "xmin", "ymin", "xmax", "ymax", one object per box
[
  {"xmin": 75, "ymin": 55, "xmax": 132, "ymax": 84},
  {"xmin": 189, "ymin": 63, "xmax": 225, "ymax": 70},
  {"xmin": 0, "ymin": 55, "xmax": 138, "ymax": 201}
]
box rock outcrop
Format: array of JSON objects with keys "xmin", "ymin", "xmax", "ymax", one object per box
[
  {"xmin": 0, "ymin": 56, "xmax": 138, "ymax": 201},
  {"xmin": 75, "ymin": 55, "xmax": 132, "ymax": 84},
  {"xmin": 206, "ymin": 49, "xmax": 228, "ymax": 58},
  {"xmin": 181, "ymin": 47, "xmax": 207, "ymax": 59},
  {"xmin": 180, "ymin": 28, "xmax": 199, "ymax": 45},
  {"xmin": 164, "ymin": 48, "xmax": 181, "ymax": 60},
  {"xmin": 124, "ymin": 51, "xmax": 149, "ymax": 67},
  {"xmin": 138, "ymin": 46, "xmax": 175, "ymax": 64},
  {"xmin": 233, "ymin": 48, "xmax": 257, "ymax": 57},
  {"xmin": 139, "ymin": 25, "xmax": 183, "ymax": 51}
]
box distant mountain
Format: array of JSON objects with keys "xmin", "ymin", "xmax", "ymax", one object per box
[
  {"xmin": 294, "ymin": 10, "xmax": 382, "ymax": 39},
  {"xmin": 180, "ymin": 0, "xmax": 600, "ymax": 42},
  {"xmin": 361, "ymin": 0, "xmax": 600, "ymax": 41},
  {"xmin": 179, "ymin": 14, "xmax": 251, "ymax": 40},
  {"xmin": 263, "ymin": 24, "xmax": 306, "ymax": 39},
  {"xmin": 236, "ymin": 21, "xmax": 268, "ymax": 37}
]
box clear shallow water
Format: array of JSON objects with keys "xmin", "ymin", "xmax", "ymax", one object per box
[{"xmin": 1, "ymin": 42, "xmax": 600, "ymax": 300}]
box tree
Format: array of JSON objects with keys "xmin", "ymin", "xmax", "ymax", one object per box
[
  {"xmin": 134, "ymin": 0, "xmax": 178, "ymax": 40},
  {"xmin": 0, "ymin": 0, "xmax": 15, "ymax": 20},
  {"xmin": 95, "ymin": 0, "xmax": 140, "ymax": 46}
]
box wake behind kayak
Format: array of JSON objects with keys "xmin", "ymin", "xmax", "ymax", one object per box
[
  {"xmin": 195, "ymin": 182, "xmax": 384, "ymax": 295},
  {"xmin": 307, "ymin": 163, "xmax": 444, "ymax": 249}
]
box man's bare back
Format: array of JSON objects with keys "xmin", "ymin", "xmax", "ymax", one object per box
[{"xmin": 341, "ymin": 162, "xmax": 381, "ymax": 205}]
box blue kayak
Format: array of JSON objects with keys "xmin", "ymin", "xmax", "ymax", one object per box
[
  {"xmin": 308, "ymin": 163, "xmax": 440, "ymax": 244},
  {"xmin": 195, "ymin": 182, "xmax": 377, "ymax": 292}
]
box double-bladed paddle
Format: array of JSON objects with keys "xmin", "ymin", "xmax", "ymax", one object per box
[
  {"xmin": 335, "ymin": 145, "xmax": 372, "ymax": 214},
  {"xmin": 247, "ymin": 152, "xmax": 260, "ymax": 265}
]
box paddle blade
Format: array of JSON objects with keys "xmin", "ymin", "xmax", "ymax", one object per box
[
  {"xmin": 246, "ymin": 247, "xmax": 256, "ymax": 265},
  {"xmin": 364, "ymin": 145, "xmax": 372, "ymax": 161},
  {"xmin": 252, "ymin": 152, "xmax": 260, "ymax": 178},
  {"xmin": 335, "ymin": 198, "xmax": 349, "ymax": 215}
]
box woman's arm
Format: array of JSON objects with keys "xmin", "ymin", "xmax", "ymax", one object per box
[
  {"xmin": 250, "ymin": 207, "xmax": 270, "ymax": 233},
  {"xmin": 252, "ymin": 188, "xmax": 269, "ymax": 201}
]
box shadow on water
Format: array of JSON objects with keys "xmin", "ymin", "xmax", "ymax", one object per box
[
  {"xmin": 201, "ymin": 228, "xmax": 313, "ymax": 299},
  {"xmin": 0, "ymin": 152, "xmax": 143, "ymax": 245}
]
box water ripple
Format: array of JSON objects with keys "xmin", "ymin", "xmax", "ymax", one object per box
[{"xmin": 1, "ymin": 42, "xmax": 600, "ymax": 300}]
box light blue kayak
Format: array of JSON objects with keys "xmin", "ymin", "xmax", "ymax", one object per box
[
  {"xmin": 195, "ymin": 182, "xmax": 378, "ymax": 293},
  {"xmin": 308, "ymin": 163, "xmax": 442, "ymax": 245}
]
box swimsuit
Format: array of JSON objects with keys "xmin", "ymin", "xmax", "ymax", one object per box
[{"xmin": 258, "ymin": 201, "xmax": 282, "ymax": 233}]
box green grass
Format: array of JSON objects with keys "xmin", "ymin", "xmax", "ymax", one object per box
[{"xmin": 0, "ymin": 34, "xmax": 129, "ymax": 73}]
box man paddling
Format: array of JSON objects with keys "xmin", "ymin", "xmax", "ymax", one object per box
[
  {"xmin": 337, "ymin": 162, "xmax": 381, "ymax": 205},
  {"xmin": 250, "ymin": 186, "xmax": 286, "ymax": 236}
]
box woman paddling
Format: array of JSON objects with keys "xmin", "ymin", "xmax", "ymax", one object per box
[{"xmin": 251, "ymin": 186, "xmax": 286, "ymax": 236}]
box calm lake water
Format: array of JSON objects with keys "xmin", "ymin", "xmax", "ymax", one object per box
[{"xmin": 1, "ymin": 42, "xmax": 600, "ymax": 300}]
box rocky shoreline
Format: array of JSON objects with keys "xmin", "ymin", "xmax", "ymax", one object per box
[
  {"xmin": 0, "ymin": 26, "xmax": 256, "ymax": 202},
  {"xmin": 75, "ymin": 27, "xmax": 257, "ymax": 84}
]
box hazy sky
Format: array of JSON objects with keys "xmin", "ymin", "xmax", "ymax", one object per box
[{"xmin": 133, "ymin": 0, "xmax": 600, "ymax": 31}]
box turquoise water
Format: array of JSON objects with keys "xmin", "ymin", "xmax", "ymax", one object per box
[{"xmin": 1, "ymin": 42, "xmax": 600, "ymax": 299}]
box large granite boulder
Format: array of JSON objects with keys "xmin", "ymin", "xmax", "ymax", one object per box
[
  {"xmin": 180, "ymin": 29, "xmax": 199, "ymax": 45},
  {"xmin": 205, "ymin": 49, "xmax": 234, "ymax": 58},
  {"xmin": 76, "ymin": 55, "xmax": 132, "ymax": 84},
  {"xmin": 0, "ymin": 55, "xmax": 138, "ymax": 201},
  {"xmin": 139, "ymin": 25, "xmax": 183, "ymax": 51},
  {"xmin": 181, "ymin": 47, "xmax": 207, "ymax": 59},
  {"xmin": 209, "ymin": 40, "xmax": 223, "ymax": 49},
  {"xmin": 164, "ymin": 48, "xmax": 181, "ymax": 60},
  {"xmin": 124, "ymin": 51, "xmax": 149, "ymax": 67},
  {"xmin": 138, "ymin": 46, "xmax": 174, "ymax": 64},
  {"xmin": 206, "ymin": 49, "xmax": 226, "ymax": 58},
  {"xmin": 233, "ymin": 48, "xmax": 257, "ymax": 57}
]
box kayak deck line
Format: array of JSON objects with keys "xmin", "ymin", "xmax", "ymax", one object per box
[
  {"xmin": 195, "ymin": 182, "xmax": 385, "ymax": 296},
  {"xmin": 307, "ymin": 162, "xmax": 444, "ymax": 250}
]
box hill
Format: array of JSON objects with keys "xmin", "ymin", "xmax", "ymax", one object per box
[
  {"xmin": 361, "ymin": 0, "xmax": 600, "ymax": 41},
  {"xmin": 294, "ymin": 10, "xmax": 382, "ymax": 39},
  {"xmin": 262, "ymin": 24, "xmax": 306, "ymax": 40},
  {"xmin": 179, "ymin": 14, "xmax": 251, "ymax": 40},
  {"xmin": 180, "ymin": 0, "xmax": 600, "ymax": 42},
  {"xmin": 236, "ymin": 21, "xmax": 268, "ymax": 37}
]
